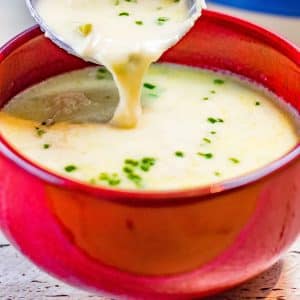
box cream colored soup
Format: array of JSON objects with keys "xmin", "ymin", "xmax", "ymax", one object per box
[
  {"xmin": 36, "ymin": 0, "xmax": 205, "ymax": 128},
  {"xmin": 1, "ymin": 64, "xmax": 298, "ymax": 190}
]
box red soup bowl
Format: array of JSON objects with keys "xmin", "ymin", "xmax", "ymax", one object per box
[{"xmin": 0, "ymin": 10, "xmax": 299, "ymax": 300}]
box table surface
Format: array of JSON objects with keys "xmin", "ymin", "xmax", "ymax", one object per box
[
  {"xmin": 1, "ymin": 233, "xmax": 300, "ymax": 300},
  {"xmin": 1, "ymin": 1, "xmax": 299, "ymax": 299}
]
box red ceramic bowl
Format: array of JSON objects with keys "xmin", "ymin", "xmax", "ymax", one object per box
[{"xmin": 0, "ymin": 10, "xmax": 299, "ymax": 300}]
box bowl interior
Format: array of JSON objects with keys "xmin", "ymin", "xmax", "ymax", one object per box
[
  {"xmin": 1, "ymin": 11, "xmax": 299, "ymax": 111},
  {"xmin": 0, "ymin": 10, "xmax": 299, "ymax": 202}
]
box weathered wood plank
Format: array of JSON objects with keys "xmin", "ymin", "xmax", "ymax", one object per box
[{"xmin": 1, "ymin": 233, "xmax": 300, "ymax": 300}]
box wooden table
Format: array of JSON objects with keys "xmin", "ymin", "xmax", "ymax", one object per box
[{"xmin": 1, "ymin": 232, "xmax": 299, "ymax": 300}]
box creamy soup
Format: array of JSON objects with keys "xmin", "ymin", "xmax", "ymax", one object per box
[
  {"xmin": 0, "ymin": 64, "xmax": 298, "ymax": 190},
  {"xmin": 36, "ymin": 0, "xmax": 205, "ymax": 128}
]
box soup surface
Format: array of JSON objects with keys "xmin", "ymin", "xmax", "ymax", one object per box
[
  {"xmin": 0, "ymin": 64, "xmax": 298, "ymax": 190},
  {"xmin": 36, "ymin": 0, "xmax": 205, "ymax": 128}
]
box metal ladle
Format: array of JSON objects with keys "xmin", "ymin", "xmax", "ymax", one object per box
[{"xmin": 25, "ymin": 0, "xmax": 204, "ymax": 62}]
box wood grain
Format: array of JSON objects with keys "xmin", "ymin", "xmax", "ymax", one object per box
[{"xmin": 1, "ymin": 233, "xmax": 299, "ymax": 300}]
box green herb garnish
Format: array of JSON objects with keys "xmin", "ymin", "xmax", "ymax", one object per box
[
  {"xmin": 64, "ymin": 165, "xmax": 77, "ymax": 173},
  {"xmin": 125, "ymin": 159, "xmax": 139, "ymax": 166},
  {"xmin": 198, "ymin": 152, "xmax": 214, "ymax": 159},
  {"xmin": 141, "ymin": 157, "xmax": 156, "ymax": 165},
  {"xmin": 229, "ymin": 158, "xmax": 240, "ymax": 164},
  {"xmin": 175, "ymin": 151, "xmax": 184, "ymax": 157},
  {"xmin": 99, "ymin": 172, "xmax": 121, "ymax": 186},
  {"xmin": 78, "ymin": 24, "xmax": 93, "ymax": 37},
  {"xmin": 123, "ymin": 166, "xmax": 134, "ymax": 174},
  {"xmin": 203, "ymin": 138, "xmax": 211, "ymax": 144},
  {"xmin": 96, "ymin": 67, "xmax": 110, "ymax": 80},
  {"xmin": 214, "ymin": 79, "xmax": 225, "ymax": 85},
  {"xmin": 135, "ymin": 20, "xmax": 143, "ymax": 25},
  {"xmin": 127, "ymin": 173, "xmax": 142, "ymax": 187},
  {"xmin": 35, "ymin": 127, "xmax": 46, "ymax": 137},
  {"xmin": 157, "ymin": 17, "xmax": 169, "ymax": 25},
  {"xmin": 43, "ymin": 144, "xmax": 51, "ymax": 149},
  {"xmin": 143, "ymin": 83, "xmax": 156, "ymax": 90},
  {"xmin": 119, "ymin": 12, "xmax": 129, "ymax": 16},
  {"xmin": 207, "ymin": 117, "xmax": 224, "ymax": 124},
  {"xmin": 208, "ymin": 117, "xmax": 217, "ymax": 124},
  {"xmin": 140, "ymin": 157, "xmax": 156, "ymax": 172},
  {"xmin": 122, "ymin": 157, "xmax": 156, "ymax": 186}
]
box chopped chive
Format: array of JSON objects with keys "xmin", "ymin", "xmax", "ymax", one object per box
[
  {"xmin": 43, "ymin": 144, "xmax": 51, "ymax": 149},
  {"xmin": 157, "ymin": 17, "xmax": 169, "ymax": 25},
  {"xmin": 255, "ymin": 101, "xmax": 261, "ymax": 106},
  {"xmin": 143, "ymin": 83, "xmax": 156, "ymax": 90},
  {"xmin": 122, "ymin": 157, "xmax": 156, "ymax": 185},
  {"xmin": 207, "ymin": 117, "xmax": 224, "ymax": 124},
  {"xmin": 142, "ymin": 157, "xmax": 156, "ymax": 166},
  {"xmin": 140, "ymin": 157, "xmax": 156, "ymax": 172},
  {"xmin": 96, "ymin": 67, "xmax": 110, "ymax": 80},
  {"xmin": 214, "ymin": 171, "xmax": 221, "ymax": 177},
  {"xmin": 99, "ymin": 172, "xmax": 121, "ymax": 186},
  {"xmin": 229, "ymin": 157, "xmax": 240, "ymax": 164},
  {"xmin": 64, "ymin": 165, "xmax": 77, "ymax": 173},
  {"xmin": 35, "ymin": 127, "xmax": 46, "ymax": 137},
  {"xmin": 127, "ymin": 173, "xmax": 141, "ymax": 181},
  {"xmin": 175, "ymin": 151, "xmax": 184, "ymax": 157},
  {"xmin": 119, "ymin": 12, "xmax": 129, "ymax": 16},
  {"xmin": 135, "ymin": 20, "xmax": 143, "ymax": 25},
  {"xmin": 99, "ymin": 172, "xmax": 109, "ymax": 180},
  {"xmin": 108, "ymin": 178, "xmax": 121, "ymax": 186},
  {"xmin": 210, "ymin": 90, "xmax": 216, "ymax": 94},
  {"xmin": 208, "ymin": 117, "xmax": 217, "ymax": 124},
  {"xmin": 203, "ymin": 97, "xmax": 209, "ymax": 101},
  {"xmin": 127, "ymin": 173, "xmax": 143, "ymax": 188},
  {"xmin": 97, "ymin": 68, "xmax": 107, "ymax": 74},
  {"xmin": 210, "ymin": 131, "xmax": 217, "ymax": 135},
  {"xmin": 214, "ymin": 79, "xmax": 225, "ymax": 85},
  {"xmin": 203, "ymin": 138, "xmax": 211, "ymax": 144},
  {"xmin": 198, "ymin": 152, "xmax": 214, "ymax": 159},
  {"xmin": 125, "ymin": 159, "xmax": 139, "ymax": 166},
  {"xmin": 78, "ymin": 24, "xmax": 93, "ymax": 37},
  {"xmin": 123, "ymin": 166, "xmax": 134, "ymax": 174},
  {"xmin": 140, "ymin": 164, "xmax": 150, "ymax": 172}
]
